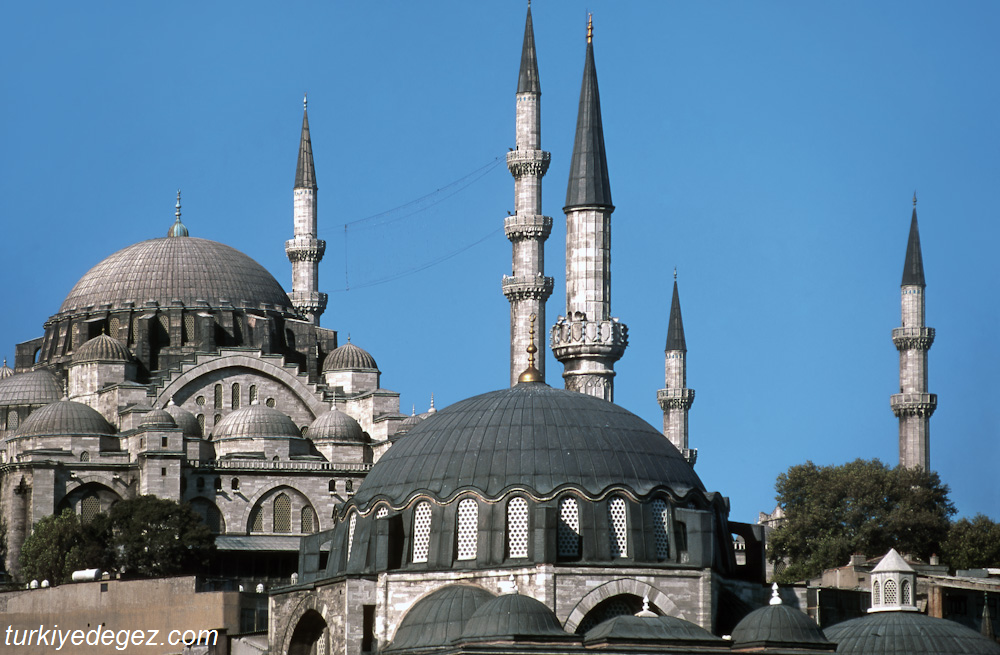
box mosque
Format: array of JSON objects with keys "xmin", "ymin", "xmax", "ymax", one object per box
[{"xmin": 1, "ymin": 4, "xmax": 996, "ymax": 655}]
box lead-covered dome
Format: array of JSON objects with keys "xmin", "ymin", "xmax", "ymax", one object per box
[
  {"xmin": 0, "ymin": 369, "xmax": 62, "ymax": 406},
  {"xmin": 351, "ymin": 382, "xmax": 705, "ymax": 510},
  {"xmin": 323, "ymin": 342, "xmax": 378, "ymax": 372},
  {"xmin": 385, "ymin": 585, "xmax": 495, "ymax": 652},
  {"xmin": 309, "ymin": 408, "xmax": 365, "ymax": 443},
  {"xmin": 460, "ymin": 593, "xmax": 566, "ymax": 641},
  {"xmin": 730, "ymin": 603, "xmax": 832, "ymax": 650},
  {"xmin": 58, "ymin": 237, "xmax": 295, "ymax": 314},
  {"xmin": 213, "ymin": 404, "xmax": 302, "ymax": 441},
  {"xmin": 73, "ymin": 334, "xmax": 132, "ymax": 363},
  {"xmin": 16, "ymin": 400, "xmax": 116, "ymax": 438},
  {"xmin": 824, "ymin": 612, "xmax": 1000, "ymax": 655}
]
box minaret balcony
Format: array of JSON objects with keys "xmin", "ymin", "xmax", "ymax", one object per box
[
  {"xmin": 285, "ymin": 238, "xmax": 326, "ymax": 262},
  {"xmin": 550, "ymin": 316, "xmax": 627, "ymax": 362},
  {"xmin": 506, "ymin": 149, "xmax": 551, "ymax": 177},
  {"xmin": 504, "ymin": 214, "xmax": 553, "ymax": 240},
  {"xmin": 892, "ymin": 327, "xmax": 935, "ymax": 350},
  {"xmin": 657, "ymin": 388, "xmax": 695, "ymax": 410},
  {"xmin": 288, "ymin": 290, "xmax": 328, "ymax": 315},
  {"xmin": 501, "ymin": 275, "xmax": 554, "ymax": 301},
  {"xmin": 890, "ymin": 392, "xmax": 937, "ymax": 417}
]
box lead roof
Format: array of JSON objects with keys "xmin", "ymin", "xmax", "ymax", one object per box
[
  {"xmin": 565, "ymin": 36, "xmax": 612, "ymax": 210},
  {"xmin": 902, "ymin": 207, "xmax": 926, "ymax": 287},
  {"xmin": 665, "ymin": 279, "xmax": 686, "ymax": 352},
  {"xmin": 517, "ymin": 6, "xmax": 541, "ymax": 94},
  {"xmin": 295, "ymin": 107, "xmax": 317, "ymax": 190},
  {"xmin": 824, "ymin": 611, "xmax": 1000, "ymax": 655}
]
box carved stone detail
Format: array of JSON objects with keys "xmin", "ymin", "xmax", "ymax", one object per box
[
  {"xmin": 892, "ymin": 326, "xmax": 935, "ymax": 351},
  {"xmin": 550, "ymin": 316, "xmax": 628, "ymax": 362},
  {"xmin": 285, "ymin": 238, "xmax": 327, "ymax": 262},
  {"xmin": 501, "ymin": 275, "xmax": 554, "ymax": 301},
  {"xmin": 506, "ymin": 149, "xmax": 551, "ymax": 178},
  {"xmin": 890, "ymin": 392, "xmax": 937, "ymax": 418},
  {"xmin": 504, "ymin": 214, "xmax": 553, "ymax": 240},
  {"xmin": 657, "ymin": 388, "xmax": 695, "ymax": 411}
]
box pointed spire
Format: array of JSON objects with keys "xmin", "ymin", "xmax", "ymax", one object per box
[
  {"xmin": 517, "ymin": 4, "xmax": 541, "ymax": 94},
  {"xmin": 565, "ymin": 15, "xmax": 612, "ymax": 210},
  {"xmin": 901, "ymin": 196, "xmax": 925, "ymax": 287},
  {"xmin": 167, "ymin": 189, "xmax": 189, "ymax": 237},
  {"xmin": 666, "ymin": 276, "xmax": 687, "ymax": 352},
  {"xmin": 982, "ymin": 592, "xmax": 995, "ymax": 640},
  {"xmin": 295, "ymin": 95, "xmax": 317, "ymax": 190}
]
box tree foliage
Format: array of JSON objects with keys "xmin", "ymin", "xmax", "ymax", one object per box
[
  {"xmin": 768, "ymin": 459, "xmax": 955, "ymax": 583},
  {"xmin": 18, "ymin": 509, "xmax": 110, "ymax": 585},
  {"xmin": 943, "ymin": 514, "xmax": 1000, "ymax": 571}
]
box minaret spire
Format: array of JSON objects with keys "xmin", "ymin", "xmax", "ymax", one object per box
[
  {"xmin": 286, "ymin": 97, "xmax": 328, "ymax": 325},
  {"xmin": 503, "ymin": 3, "xmax": 553, "ymax": 386},
  {"xmin": 551, "ymin": 16, "xmax": 627, "ymax": 401},
  {"xmin": 891, "ymin": 197, "xmax": 935, "ymax": 470},
  {"xmin": 658, "ymin": 275, "xmax": 696, "ymax": 464}
]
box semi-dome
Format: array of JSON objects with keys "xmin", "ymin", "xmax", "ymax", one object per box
[
  {"xmin": 323, "ymin": 342, "xmax": 378, "ymax": 372},
  {"xmin": 72, "ymin": 334, "xmax": 132, "ymax": 363},
  {"xmin": 824, "ymin": 612, "xmax": 1000, "ymax": 655},
  {"xmin": 583, "ymin": 614, "xmax": 723, "ymax": 646},
  {"xmin": 140, "ymin": 408, "xmax": 177, "ymax": 429},
  {"xmin": 730, "ymin": 601, "xmax": 832, "ymax": 650},
  {"xmin": 58, "ymin": 237, "xmax": 295, "ymax": 314},
  {"xmin": 164, "ymin": 401, "xmax": 202, "ymax": 438},
  {"xmin": 460, "ymin": 593, "xmax": 566, "ymax": 641},
  {"xmin": 309, "ymin": 408, "xmax": 365, "ymax": 443},
  {"xmin": 0, "ymin": 369, "xmax": 62, "ymax": 406},
  {"xmin": 385, "ymin": 585, "xmax": 495, "ymax": 652},
  {"xmin": 351, "ymin": 382, "xmax": 705, "ymax": 510},
  {"xmin": 213, "ymin": 403, "xmax": 303, "ymax": 441},
  {"xmin": 16, "ymin": 400, "xmax": 116, "ymax": 438}
]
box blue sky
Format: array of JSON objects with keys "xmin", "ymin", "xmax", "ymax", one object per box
[{"xmin": 2, "ymin": 1, "xmax": 997, "ymax": 526}]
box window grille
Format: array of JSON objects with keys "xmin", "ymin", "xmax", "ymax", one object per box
[
  {"xmin": 274, "ymin": 493, "xmax": 291, "ymax": 533},
  {"xmin": 901, "ymin": 580, "xmax": 910, "ymax": 605},
  {"xmin": 347, "ymin": 512, "xmax": 357, "ymax": 560},
  {"xmin": 80, "ymin": 451, "xmax": 90, "ymax": 462},
  {"xmin": 249, "ymin": 385, "xmax": 258, "ymax": 404},
  {"xmin": 651, "ymin": 498, "xmax": 670, "ymax": 559},
  {"xmin": 884, "ymin": 579, "xmax": 897, "ymax": 605},
  {"xmin": 196, "ymin": 395, "xmax": 206, "ymax": 406},
  {"xmin": 250, "ymin": 507, "xmax": 263, "ymax": 532},
  {"xmin": 456, "ymin": 498, "xmax": 478, "ymax": 560},
  {"xmin": 558, "ymin": 497, "xmax": 581, "ymax": 558},
  {"xmin": 7, "ymin": 410, "xmax": 18, "ymax": 431},
  {"xmin": 232, "ymin": 383, "xmax": 241, "ymax": 410},
  {"xmin": 109, "ymin": 317, "xmax": 121, "ymax": 338},
  {"xmin": 412, "ymin": 502, "xmax": 432, "ymax": 563},
  {"xmin": 302, "ymin": 506, "xmax": 316, "ymax": 534},
  {"xmin": 214, "ymin": 384, "xmax": 223, "ymax": 409},
  {"xmin": 266, "ymin": 398, "xmax": 276, "ymax": 408},
  {"xmin": 507, "ymin": 497, "xmax": 529, "ymax": 558},
  {"xmin": 873, "ymin": 580, "xmax": 881, "ymax": 605},
  {"xmin": 183, "ymin": 315, "xmax": 195, "ymax": 343},
  {"xmin": 197, "ymin": 414, "xmax": 205, "ymax": 433},
  {"xmin": 608, "ymin": 497, "xmax": 628, "ymax": 558},
  {"xmin": 376, "ymin": 506, "xmax": 388, "ymax": 519},
  {"xmin": 81, "ymin": 495, "xmax": 100, "ymax": 523}
]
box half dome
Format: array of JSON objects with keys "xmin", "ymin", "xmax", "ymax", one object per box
[
  {"xmin": 16, "ymin": 400, "xmax": 116, "ymax": 438},
  {"xmin": 213, "ymin": 404, "xmax": 302, "ymax": 441}
]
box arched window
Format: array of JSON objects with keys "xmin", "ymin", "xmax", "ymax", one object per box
[
  {"xmin": 608, "ymin": 496, "xmax": 628, "ymax": 558},
  {"xmin": 231, "ymin": 383, "xmax": 241, "ymax": 410},
  {"xmin": 347, "ymin": 512, "xmax": 357, "ymax": 560},
  {"xmin": 231, "ymin": 477, "xmax": 239, "ymax": 491},
  {"xmin": 329, "ymin": 480, "xmax": 337, "ymax": 493},
  {"xmin": 214, "ymin": 477, "xmax": 222, "ymax": 491},
  {"xmin": 651, "ymin": 498, "xmax": 669, "ymax": 559},
  {"xmin": 80, "ymin": 451, "xmax": 90, "ymax": 462},
  {"xmin": 507, "ymin": 497, "xmax": 529, "ymax": 558},
  {"xmin": 197, "ymin": 414, "xmax": 205, "ymax": 433},
  {"xmin": 274, "ymin": 493, "xmax": 291, "ymax": 533},
  {"xmin": 884, "ymin": 579, "xmax": 897, "ymax": 605},
  {"xmin": 412, "ymin": 502, "xmax": 432, "ymax": 563},
  {"xmin": 872, "ymin": 580, "xmax": 881, "ymax": 605},
  {"xmin": 7, "ymin": 410, "xmax": 18, "ymax": 431},
  {"xmin": 301, "ymin": 506, "xmax": 316, "ymax": 534},
  {"xmin": 81, "ymin": 495, "xmax": 100, "ymax": 523},
  {"xmin": 109, "ymin": 316, "xmax": 121, "ymax": 338},
  {"xmin": 558, "ymin": 496, "xmax": 581, "ymax": 559},
  {"xmin": 456, "ymin": 498, "xmax": 478, "ymax": 560},
  {"xmin": 376, "ymin": 505, "xmax": 388, "ymax": 519},
  {"xmin": 249, "ymin": 385, "xmax": 258, "ymax": 404},
  {"xmin": 214, "ymin": 384, "xmax": 223, "ymax": 409},
  {"xmin": 250, "ymin": 507, "xmax": 263, "ymax": 533},
  {"xmin": 901, "ymin": 579, "xmax": 911, "ymax": 605}
]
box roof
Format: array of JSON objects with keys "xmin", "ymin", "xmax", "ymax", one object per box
[
  {"xmin": 215, "ymin": 535, "xmax": 303, "ymax": 551},
  {"xmin": 309, "ymin": 408, "xmax": 365, "ymax": 443},
  {"xmin": 58, "ymin": 237, "xmax": 295, "ymax": 315},
  {"xmin": 730, "ymin": 603, "xmax": 833, "ymax": 649},
  {"xmin": 140, "ymin": 408, "xmax": 177, "ymax": 429},
  {"xmin": 824, "ymin": 611, "xmax": 1000, "ymax": 655},
  {"xmin": 583, "ymin": 614, "xmax": 723, "ymax": 646},
  {"xmin": 323, "ymin": 342, "xmax": 379, "ymax": 372},
  {"xmin": 902, "ymin": 207, "xmax": 926, "ymax": 287},
  {"xmin": 0, "ymin": 369, "xmax": 62, "ymax": 406},
  {"xmin": 385, "ymin": 585, "xmax": 495, "ymax": 652},
  {"xmin": 213, "ymin": 404, "xmax": 303, "ymax": 441},
  {"xmin": 872, "ymin": 547, "xmax": 916, "ymax": 573},
  {"xmin": 350, "ymin": 382, "xmax": 704, "ymax": 511},
  {"xmin": 164, "ymin": 402, "xmax": 203, "ymax": 438},
  {"xmin": 73, "ymin": 334, "xmax": 132, "ymax": 363},
  {"xmin": 665, "ymin": 279, "xmax": 686, "ymax": 352},
  {"xmin": 16, "ymin": 400, "xmax": 116, "ymax": 438},
  {"xmin": 565, "ymin": 36, "xmax": 612, "ymax": 210},
  {"xmin": 460, "ymin": 593, "xmax": 565, "ymax": 641},
  {"xmin": 517, "ymin": 7, "xmax": 540, "ymax": 94},
  {"xmin": 295, "ymin": 105, "xmax": 317, "ymax": 190}
]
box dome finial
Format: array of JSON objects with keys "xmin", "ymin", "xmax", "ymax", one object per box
[
  {"xmin": 769, "ymin": 582, "xmax": 783, "ymax": 605},
  {"xmin": 303, "ymin": 92, "xmax": 308, "ymax": 111},
  {"xmin": 913, "ymin": 190, "xmax": 917, "ymax": 207},
  {"xmin": 517, "ymin": 314, "xmax": 543, "ymax": 383},
  {"xmin": 168, "ymin": 189, "xmax": 189, "ymax": 237},
  {"xmin": 428, "ymin": 393, "xmax": 437, "ymax": 413},
  {"xmin": 587, "ymin": 13, "xmax": 593, "ymax": 43}
]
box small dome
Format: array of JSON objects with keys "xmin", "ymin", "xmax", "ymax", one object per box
[
  {"xmin": 824, "ymin": 611, "xmax": 1000, "ymax": 655},
  {"xmin": 583, "ymin": 614, "xmax": 723, "ymax": 646},
  {"xmin": 385, "ymin": 585, "xmax": 494, "ymax": 652},
  {"xmin": 0, "ymin": 369, "xmax": 62, "ymax": 406},
  {"xmin": 73, "ymin": 334, "xmax": 132, "ymax": 363},
  {"xmin": 310, "ymin": 408, "xmax": 365, "ymax": 443},
  {"xmin": 213, "ymin": 403, "xmax": 302, "ymax": 441},
  {"xmin": 392, "ymin": 413, "xmax": 424, "ymax": 438},
  {"xmin": 140, "ymin": 408, "xmax": 177, "ymax": 429},
  {"xmin": 323, "ymin": 342, "xmax": 379, "ymax": 372},
  {"xmin": 461, "ymin": 593, "xmax": 565, "ymax": 641},
  {"xmin": 164, "ymin": 402, "xmax": 202, "ymax": 438},
  {"xmin": 730, "ymin": 603, "xmax": 831, "ymax": 649},
  {"xmin": 0, "ymin": 359, "xmax": 13, "ymax": 379},
  {"xmin": 16, "ymin": 400, "xmax": 116, "ymax": 438}
]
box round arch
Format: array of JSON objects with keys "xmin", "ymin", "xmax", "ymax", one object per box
[
  {"xmin": 242, "ymin": 484, "xmax": 318, "ymax": 535},
  {"xmin": 563, "ymin": 578, "xmax": 684, "ymax": 632},
  {"xmin": 56, "ymin": 481, "xmax": 123, "ymax": 519},
  {"xmin": 280, "ymin": 594, "xmax": 330, "ymax": 655}
]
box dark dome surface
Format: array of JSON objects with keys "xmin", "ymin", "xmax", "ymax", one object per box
[
  {"xmin": 0, "ymin": 370, "xmax": 61, "ymax": 406},
  {"xmin": 824, "ymin": 612, "xmax": 1000, "ymax": 655},
  {"xmin": 583, "ymin": 615, "xmax": 723, "ymax": 645},
  {"xmin": 461, "ymin": 593, "xmax": 566, "ymax": 640},
  {"xmin": 140, "ymin": 408, "xmax": 177, "ymax": 429},
  {"xmin": 323, "ymin": 342, "xmax": 378, "ymax": 371},
  {"xmin": 73, "ymin": 334, "xmax": 132, "ymax": 363},
  {"xmin": 16, "ymin": 400, "xmax": 116, "ymax": 438},
  {"xmin": 310, "ymin": 408, "xmax": 364, "ymax": 443},
  {"xmin": 213, "ymin": 404, "xmax": 302, "ymax": 441},
  {"xmin": 385, "ymin": 585, "xmax": 495, "ymax": 652},
  {"xmin": 731, "ymin": 604, "xmax": 832, "ymax": 649},
  {"xmin": 58, "ymin": 237, "xmax": 294, "ymax": 314},
  {"xmin": 351, "ymin": 383, "xmax": 705, "ymax": 510},
  {"xmin": 164, "ymin": 402, "xmax": 202, "ymax": 438}
]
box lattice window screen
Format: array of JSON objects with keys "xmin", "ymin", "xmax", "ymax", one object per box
[
  {"xmin": 347, "ymin": 512, "xmax": 357, "ymax": 560},
  {"xmin": 109, "ymin": 316, "xmax": 121, "ymax": 339},
  {"xmin": 183, "ymin": 315, "xmax": 195, "ymax": 343},
  {"xmin": 301, "ymin": 507, "xmax": 316, "ymax": 534},
  {"xmin": 884, "ymin": 579, "xmax": 897, "ymax": 605},
  {"xmin": 873, "ymin": 580, "xmax": 881, "ymax": 605},
  {"xmin": 456, "ymin": 498, "xmax": 478, "ymax": 560},
  {"xmin": 376, "ymin": 506, "xmax": 388, "ymax": 519},
  {"xmin": 652, "ymin": 498, "xmax": 670, "ymax": 559},
  {"xmin": 507, "ymin": 497, "xmax": 529, "ymax": 558},
  {"xmin": 80, "ymin": 451, "xmax": 90, "ymax": 462},
  {"xmin": 273, "ymin": 494, "xmax": 291, "ymax": 533},
  {"xmin": 250, "ymin": 507, "xmax": 263, "ymax": 532},
  {"xmin": 412, "ymin": 502, "xmax": 431, "ymax": 563},
  {"xmin": 608, "ymin": 497, "xmax": 628, "ymax": 558},
  {"xmin": 197, "ymin": 414, "xmax": 205, "ymax": 433},
  {"xmin": 6, "ymin": 410, "xmax": 18, "ymax": 431},
  {"xmin": 81, "ymin": 495, "xmax": 100, "ymax": 523},
  {"xmin": 901, "ymin": 580, "xmax": 910, "ymax": 605},
  {"xmin": 249, "ymin": 385, "xmax": 258, "ymax": 404},
  {"xmin": 214, "ymin": 384, "xmax": 223, "ymax": 409},
  {"xmin": 558, "ymin": 497, "xmax": 581, "ymax": 558},
  {"xmin": 266, "ymin": 398, "xmax": 276, "ymax": 408},
  {"xmin": 158, "ymin": 315, "xmax": 171, "ymax": 346},
  {"xmin": 231, "ymin": 383, "xmax": 241, "ymax": 410}
]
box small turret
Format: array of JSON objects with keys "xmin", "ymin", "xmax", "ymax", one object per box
[{"xmin": 657, "ymin": 272, "xmax": 695, "ymax": 464}]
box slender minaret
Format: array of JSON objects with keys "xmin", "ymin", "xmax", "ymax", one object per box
[
  {"xmin": 285, "ymin": 95, "xmax": 328, "ymax": 325},
  {"xmin": 503, "ymin": 4, "xmax": 553, "ymax": 386},
  {"xmin": 890, "ymin": 194, "xmax": 936, "ymax": 470},
  {"xmin": 550, "ymin": 15, "xmax": 627, "ymax": 401},
  {"xmin": 657, "ymin": 272, "xmax": 696, "ymax": 465}
]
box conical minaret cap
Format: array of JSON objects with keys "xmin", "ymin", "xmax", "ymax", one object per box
[
  {"xmin": 517, "ymin": 5, "xmax": 541, "ymax": 94},
  {"xmin": 295, "ymin": 96, "xmax": 318, "ymax": 190},
  {"xmin": 565, "ymin": 19, "xmax": 612, "ymax": 210},
  {"xmin": 901, "ymin": 202, "xmax": 925, "ymax": 287},
  {"xmin": 666, "ymin": 277, "xmax": 686, "ymax": 352}
]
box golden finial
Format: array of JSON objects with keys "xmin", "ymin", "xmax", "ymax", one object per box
[
  {"xmin": 913, "ymin": 191, "xmax": 917, "ymax": 207},
  {"xmin": 517, "ymin": 313, "xmax": 543, "ymax": 383},
  {"xmin": 587, "ymin": 13, "xmax": 593, "ymax": 44}
]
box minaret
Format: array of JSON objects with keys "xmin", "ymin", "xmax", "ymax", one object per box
[
  {"xmin": 890, "ymin": 195, "xmax": 936, "ymax": 470},
  {"xmin": 657, "ymin": 272, "xmax": 696, "ymax": 465},
  {"xmin": 285, "ymin": 95, "xmax": 328, "ymax": 325},
  {"xmin": 550, "ymin": 15, "xmax": 627, "ymax": 401},
  {"xmin": 503, "ymin": 4, "xmax": 553, "ymax": 386}
]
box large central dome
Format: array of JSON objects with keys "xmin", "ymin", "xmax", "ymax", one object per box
[
  {"xmin": 58, "ymin": 237, "xmax": 295, "ymax": 314},
  {"xmin": 351, "ymin": 382, "xmax": 706, "ymax": 511}
]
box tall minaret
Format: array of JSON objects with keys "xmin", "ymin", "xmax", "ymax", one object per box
[
  {"xmin": 550, "ymin": 16, "xmax": 627, "ymax": 401},
  {"xmin": 285, "ymin": 95, "xmax": 328, "ymax": 325},
  {"xmin": 657, "ymin": 272, "xmax": 696, "ymax": 465},
  {"xmin": 890, "ymin": 195, "xmax": 936, "ymax": 470},
  {"xmin": 503, "ymin": 4, "xmax": 553, "ymax": 386}
]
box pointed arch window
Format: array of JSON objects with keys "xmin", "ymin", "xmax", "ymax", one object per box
[
  {"xmin": 231, "ymin": 383, "xmax": 241, "ymax": 410},
  {"xmin": 250, "ymin": 506, "xmax": 263, "ymax": 533},
  {"xmin": 273, "ymin": 493, "xmax": 291, "ymax": 533},
  {"xmin": 872, "ymin": 580, "xmax": 880, "ymax": 605},
  {"xmin": 412, "ymin": 502, "xmax": 432, "ymax": 564},
  {"xmin": 884, "ymin": 579, "xmax": 897, "ymax": 605},
  {"xmin": 302, "ymin": 506, "xmax": 316, "ymax": 534},
  {"xmin": 651, "ymin": 498, "xmax": 670, "ymax": 559},
  {"xmin": 456, "ymin": 498, "xmax": 478, "ymax": 560},
  {"xmin": 249, "ymin": 385, "xmax": 258, "ymax": 405},
  {"xmin": 507, "ymin": 497, "xmax": 529, "ymax": 558},
  {"xmin": 81, "ymin": 495, "xmax": 100, "ymax": 524},
  {"xmin": 901, "ymin": 579, "xmax": 911, "ymax": 605},
  {"xmin": 608, "ymin": 496, "xmax": 628, "ymax": 558},
  {"xmin": 214, "ymin": 384, "xmax": 223, "ymax": 409},
  {"xmin": 558, "ymin": 496, "xmax": 581, "ymax": 559}
]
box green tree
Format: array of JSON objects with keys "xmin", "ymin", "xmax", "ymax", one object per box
[
  {"xmin": 106, "ymin": 496, "xmax": 215, "ymax": 578},
  {"xmin": 768, "ymin": 459, "xmax": 955, "ymax": 583},
  {"xmin": 943, "ymin": 514, "xmax": 1000, "ymax": 570},
  {"xmin": 19, "ymin": 509, "xmax": 107, "ymax": 585}
]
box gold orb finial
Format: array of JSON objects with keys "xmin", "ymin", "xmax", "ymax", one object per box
[
  {"xmin": 517, "ymin": 313, "xmax": 543, "ymax": 384},
  {"xmin": 587, "ymin": 13, "xmax": 593, "ymax": 43}
]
